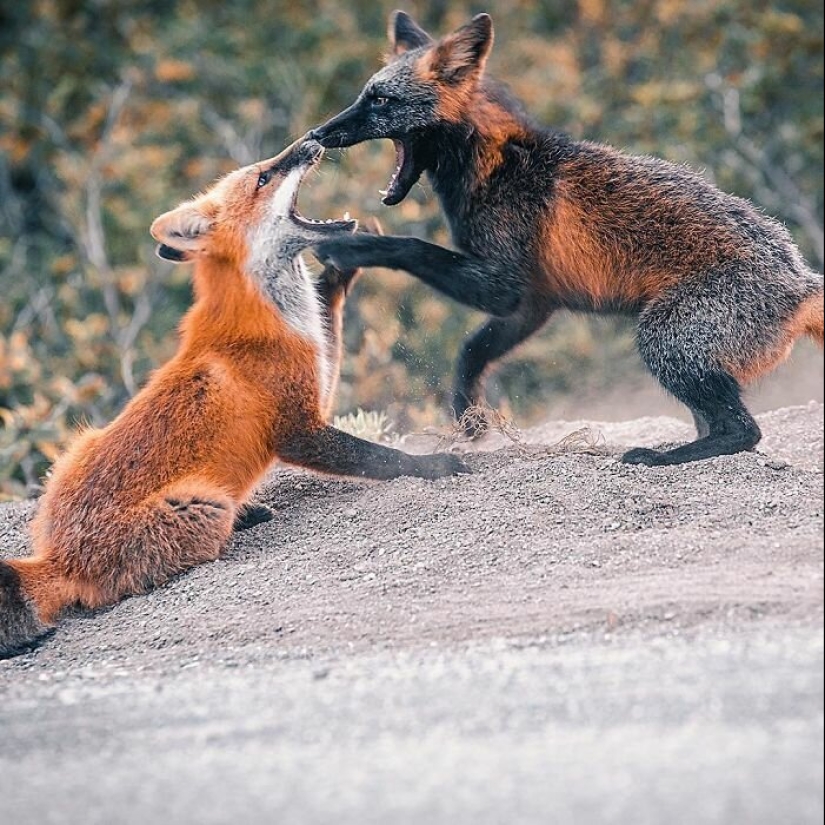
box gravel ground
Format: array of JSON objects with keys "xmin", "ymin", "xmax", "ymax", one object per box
[{"xmin": 1, "ymin": 403, "xmax": 823, "ymax": 824}]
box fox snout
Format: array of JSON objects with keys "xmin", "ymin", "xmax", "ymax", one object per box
[
  {"xmin": 277, "ymin": 135, "xmax": 325, "ymax": 170},
  {"xmin": 296, "ymin": 137, "xmax": 324, "ymax": 164},
  {"xmin": 309, "ymin": 106, "xmax": 365, "ymax": 149},
  {"xmin": 308, "ymin": 125, "xmax": 345, "ymax": 149}
]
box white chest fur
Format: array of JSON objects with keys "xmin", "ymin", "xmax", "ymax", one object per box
[
  {"xmin": 264, "ymin": 255, "xmax": 331, "ymax": 398},
  {"xmin": 246, "ymin": 172, "xmax": 332, "ymax": 400}
]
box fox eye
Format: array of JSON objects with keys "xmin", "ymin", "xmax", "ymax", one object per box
[{"xmin": 256, "ymin": 169, "xmax": 273, "ymax": 189}]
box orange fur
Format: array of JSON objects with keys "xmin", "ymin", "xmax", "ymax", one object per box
[
  {"xmin": 412, "ymin": 12, "xmax": 513, "ymax": 182},
  {"xmin": 725, "ymin": 341, "xmax": 796, "ymax": 386},
  {"xmin": 415, "ymin": 55, "xmax": 528, "ymax": 184},
  {"xmin": 726, "ymin": 291, "xmax": 824, "ymax": 384},
  {"xmin": 6, "ymin": 557, "xmax": 68, "ymax": 625},
  {"xmin": 796, "ymin": 291, "xmax": 824, "ymax": 347},
  {"xmin": 541, "ymin": 195, "xmax": 680, "ymax": 309}
]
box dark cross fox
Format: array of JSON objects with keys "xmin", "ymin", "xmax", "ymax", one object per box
[{"xmin": 309, "ymin": 10, "xmax": 824, "ymax": 466}]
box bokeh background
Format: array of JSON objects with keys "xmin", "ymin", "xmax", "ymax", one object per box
[{"xmin": 0, "ymin": 0, "xmax": 823, "ymax": 499}]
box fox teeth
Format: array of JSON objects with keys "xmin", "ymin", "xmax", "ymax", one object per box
[
  {"xmin": 343, "ymin": 211, "xmax": 351, "ymax": 221},
  {"xmin": 378, "ymin": 189, "xmax": 388, "ymax": 197}
]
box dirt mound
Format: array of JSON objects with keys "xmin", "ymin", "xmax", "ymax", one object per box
[{"xmin": 0, "ymin": 403, "xmax": 821, "ymax": 674}]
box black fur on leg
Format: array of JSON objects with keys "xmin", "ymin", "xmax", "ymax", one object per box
[
  {"xmin": 0, "ymin": 561, "xmax": 47, "ymax": 658},
  {"xmin": 279, "ymin": 426, "xmax": 471, "ymax": 480},
  {"xmin": 313, "ymin": 234, "xmax": 525, "ymax": 316},
  {"xmin": 233, "ymin": 503, "xmax": 275, "ymax": 532},
  {"xmin": 622, "ymin": 370, "xmax": 761, "ymax": 466},
  {"xmin": 453, "ymin": 305, "xmax": 554, "ymax": 435}
]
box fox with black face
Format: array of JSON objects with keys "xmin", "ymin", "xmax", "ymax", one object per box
[
  {"xmin": 310, "ymin": 10, "xmax": 823, "ymax": 467},
  {"xmin": 310, "ymin": 12, "xmax": 462, "ymax": 206}
]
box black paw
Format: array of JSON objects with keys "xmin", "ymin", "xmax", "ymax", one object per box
[
  {"xmin": 462, "ymin": 413, "xmax": 488, "ymax": 440},
  {"xmin": 318, "ymin": 260, "xmax": 361, "ymax": 296},
  {"xmin": 314, "ymin": 238, "xmax": 361, "ymax": 272},
  {"xmin": 621, "ymin": 447, "xmax": 669, "ymax": 467},
  {"xmin": 452, "ymin": 394, "xmax": 490, "ymax": 440},
  {"xmin": 415, "ymin": 453, "xmax": 472, "ymax": 480},
  {"xmin": 318, "ymin": 217, "xmax": 382, "ymax": 293},
  {"xmin": 233, "ymin": 503, "xmax": 275, "ymax": 531}
]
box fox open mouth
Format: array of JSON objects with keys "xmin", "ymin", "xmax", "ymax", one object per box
[
  {"xmin": 380, "ymin": 138, "xmax": 420, "ymax": 206},
  {"xmin": 289, "ymin": 147, "xmax": 358, "ymax": 234},
  {"xmin": 290, "ymin": 204, "xmax": 357, "ymax": 234}
]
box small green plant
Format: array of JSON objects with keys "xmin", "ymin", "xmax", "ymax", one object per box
[{"xmin": 333, "ymin": 408, "xmax": 399, "ymax": 445}]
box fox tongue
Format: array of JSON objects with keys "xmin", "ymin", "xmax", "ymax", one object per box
[{"xmin": 382, "ymin": 139, "xmax": 415, "ymax": 206}]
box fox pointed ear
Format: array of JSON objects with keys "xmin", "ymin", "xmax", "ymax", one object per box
[
  {"xmin": 430, "ymin": 13, "xmax": 494, "ymax": 83},
  {"xmin": 150, "ymin": 201, "xmax": 214, "ymax": 263},
  {"xmin": 387, "ymin": 10, "xmax": 433, "ymax": 58}
]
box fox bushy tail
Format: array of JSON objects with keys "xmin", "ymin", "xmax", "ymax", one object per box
[{"xmin": 0, "ymin": 559, "xmax": 49, "ymax": 657}]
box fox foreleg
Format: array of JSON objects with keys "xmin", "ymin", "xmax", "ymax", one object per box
[
  {"xmin": 314, "ymin": 234, "xmax": 524, "ymax": 316},
  {"xmin": 277, "ymin": 425, "xmax": 470, "ymax": 481}
]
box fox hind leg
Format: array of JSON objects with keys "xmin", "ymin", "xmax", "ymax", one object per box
[
  {"xmin": 625, "ymin": 281, "xmax": 763, "ymax": 466},
  {"xmin": 95, "ymin": 483, "xmax": 236, "ymax": 600},
  {"xmin": 622, "ymin": 370, "xmax": 760, "ymax": 466},
  {"xmin": 453, "ymin": 304, "xmax": 554, "ymax": 436},
  {"xmin": 1, "ymin": 486, "xmax": 236, "ymax": 657}
]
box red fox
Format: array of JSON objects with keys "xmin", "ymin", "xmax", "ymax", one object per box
[
  {"xmin": 0, "ymin": 138, "xmax": 468, "ymax": 657},
  {"xmin": 309, "ymin": 11, "xmax": 824, "ymax": 466}
]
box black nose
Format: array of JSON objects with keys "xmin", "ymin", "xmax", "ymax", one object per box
[{"xmin": 301, "ymin": 138, "xmax": 324, "ymax": 162}]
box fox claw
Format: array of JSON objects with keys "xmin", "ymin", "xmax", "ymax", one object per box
[
  {"xmin": 314, "ymin": 240, "xmax": 348, "ymax": 271},
  {"xmin": 233, "ymin": 502, "xmax": 275, "ymax": 531},
  {"xmin": 415, "ymin": 453, "xmax": 472, "ymax": 479},
  {"xmin": 621, "ymin": 447, "xmax": 668, "ymax": 466}
]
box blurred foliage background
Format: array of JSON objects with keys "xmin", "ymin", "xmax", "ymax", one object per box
[{"xmin": 0, "ymin": 0, "xmax": 822, "ymax": 499}]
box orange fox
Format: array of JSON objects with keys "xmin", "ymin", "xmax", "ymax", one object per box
[{"xmin": 0, "ymin": 138, "xmax": 468, "ymax": 657}]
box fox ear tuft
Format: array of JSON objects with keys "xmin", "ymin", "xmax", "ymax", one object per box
[
  {"xmin": 430, "ymin": 13, "xmax": 494, "ymax": 83},
  {"xmin": 387, "ymin": 10, "xmax": 433, "ymax": 58},
  {"xmin": 150, "ymin": 201, "xmax": 214, "ymax": 262}
]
